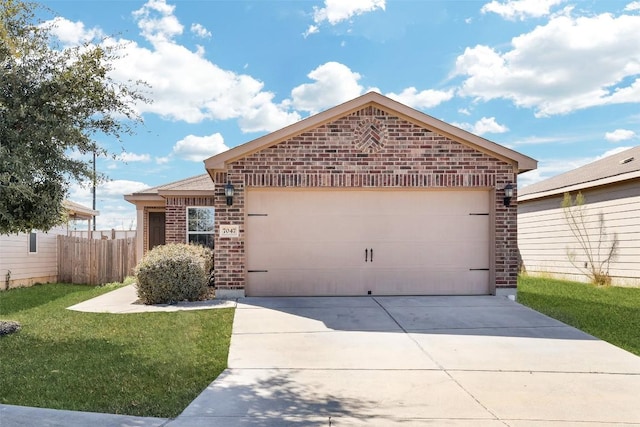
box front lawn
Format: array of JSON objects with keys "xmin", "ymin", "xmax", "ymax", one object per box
[
  {"xmin": 0, "ymin": 283, "xmax": 234, "ymax": 418},
  {"xmin": 518, "ymin": 275, "xmax": 640, "ymax": 356}
]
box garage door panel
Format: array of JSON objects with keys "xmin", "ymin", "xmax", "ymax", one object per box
[
  {"xmin": 248, "ymin": 242, "xmax": 363, "ymax": 269},
  {"xmin": 249, "ymin": 215, "xmax": 370, "ymax": 242},
  {"xmin": 367, "ymin": 191, "xmax": 486, "ymax": 214},
  {"xmin": 247, "ymin": 269, "xmax": 367, "ymax": 296},
  {"xmin": 246, "ymin": 189, "xmax": 491, "ymax": 296},
  {"xmin": 374, "ymin": 243, "xmax": 488, "ymax": 269},
  {"xmin": 366, "ymin": 269, "xmax": 490, "ymax": 295},
  {"xmin": 365, "ymin": 214, "xmax": 488, "ymax": 241},
  {"xmin": 250, "ymin": 269, "xmax": 489, "ymax": 297}
]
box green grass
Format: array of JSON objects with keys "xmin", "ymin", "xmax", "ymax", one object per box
[
  {"xmin": 518, "ymin": 275, "xmax": 640, "ymax": 356},
  {"xmin": 0, "ymin": 283, "xmax": 234, "ymax": 418}
]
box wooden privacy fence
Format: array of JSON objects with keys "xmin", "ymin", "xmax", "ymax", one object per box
[{"xmin": 58, "ymin": 235, "xmax": 137, "ymax": 285}]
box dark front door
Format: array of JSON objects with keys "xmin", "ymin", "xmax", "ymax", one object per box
[{"xmin": 148, "ymin": 212, "xmax": 166, "ymax": 251}]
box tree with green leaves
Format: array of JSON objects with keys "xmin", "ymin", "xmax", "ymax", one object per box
[
  {"xmin": 0, "ymin": 0, "xmax": 148, "ymax": 234},
  {"xmin": 562, "ymin": 192, "xmax": 618, "ymax": 286}
]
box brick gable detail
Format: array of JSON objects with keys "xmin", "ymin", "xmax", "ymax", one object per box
[{"xmin": 213, "ymin": 107, "xmax": 518, "ymax": 293}]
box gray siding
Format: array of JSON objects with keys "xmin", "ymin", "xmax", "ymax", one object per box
[{"xmin": 518, "ymin": 180, "xmax": 640, "ymax": 286}]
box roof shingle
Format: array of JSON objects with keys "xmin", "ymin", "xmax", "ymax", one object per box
[
  {"xmin": 134, "ymin": 173, "xmax": 214, "ymax": 195},
  {"xmin": 520, "ymin": 146, "xmax": 640, "ymax": 198}
]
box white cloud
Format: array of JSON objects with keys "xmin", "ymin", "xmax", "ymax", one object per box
[
  {"xmin": 67, "ymin": 180, "xmax": 149, "ymax": 229},
  {"xmin": 454, "ymin": 11, "xmax": 640, "ymax": 116},
  {"xmin": 452, "ymin": 117, "xmax": 509, "ymax": 136},
  {"xmin": 116, "ymin": 152, "xmax": 151, "ymax": 162},
  {"xmin": 172, "ymin": 133, "xmax": 230, "ymax": 162},
  {"xmin": 625, "ymin": 2, "xmax": 640, "ymax": 11},
  {"xmin": 604, "ymin": 129, "xmax": 637, "ymax": 142},
  {"xmin": 290, "ymin": 62, "xmax": 364, "ymax": 113},
  {"xmin": 481, "ymin": 0, "xmax": 565, "ymax": 21},
  {"xmin": 305, "ymin": 0, "xmax": 385, "ymax": 35},
  {"xmin": 303, "ymin": 25, "xmax": 319, "ymax": 38},
  {"xmin": 102, "ymin": 180, "xmax": 151, "ymax": 196},
  {"xmin": 519, "ymin": 146, "xmax": 634, "ymax": 188},
  {"xmin": 511, "ymin": 135, "xmax": 569, "ymax": 145},
  {"xmin": 474, "ymin": 117, "xmax": 509, "ymax": 134},
  {"xmin": 43, "ymin": 17, "xmax": 104, "ymax": 46},
  {"xmin": 191, "ymin": 23, "xmax": 211, "ymax": 38},
  {"xmin": 314, "ymin": 0, "xmax": 385, "ymax": 24},
  {"xmin": 111, "ymin": 41, "xmax": 247, "ymax": 123},
  {"xmin": 238, "ymin": 93, "xmax": 302, "ymax": 133},
  {"xmin": 518, "ymin": 155, "xmax": 592, "ymax": 188},
  {"xmin": 133, "ymin": 0, "xmax": 183, "ymax": 44},
  {"xmin": 69, "ymin": 180, "xmax": 149, "ymax": 200},
  {"xmin": 90, "ymin": 0, "xmax": 301, "ymax": 133},
  {"xmin": 385, "ymin": 87, "xmax": 454, "ymax": 110},
  {"xmin": 596, "ymin": 146, "xmax": 634, "ymax": 160}
]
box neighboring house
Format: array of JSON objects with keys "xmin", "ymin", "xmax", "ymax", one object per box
[
  {"xmin": 126, "ymin": 92, "xmax": 536, "ymax": 297},
  {"xmin": 518, "ymin": 146, "xmax": 640, "ymax": 286},
  {"xmin": 0, "ymin": 200, "xmax": 98, "ymax": 289}
]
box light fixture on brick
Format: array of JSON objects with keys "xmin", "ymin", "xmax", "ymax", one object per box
[
  {"xmin": 503, "ymin": 183, "xmax": 514, "ymax": 207},
  {"xmin": 225, "ymin": 181, "xmax": 235, "ymax": 206}
]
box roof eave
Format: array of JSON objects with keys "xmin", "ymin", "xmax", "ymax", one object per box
[
  {"xmin": 62, "ymin": 201, "xmax": 99, "ymax": 218},
  {"xmin": 157, "ymin": 189, "xmax": 215, "ymax": 197},
  {"xmin": 519, "ymin": 170, "xmax": 640, "ymax": 202},
  {"xmin": 124, "ymin": 193, "xmax": 165, "ymax": 204}
]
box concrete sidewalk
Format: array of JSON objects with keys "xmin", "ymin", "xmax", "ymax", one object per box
[
  {"xmin": 3, "ymin": 294, "xmax": 640, "ymax": 426},
  {"xmin": 0, "ymin": 404, "xmax": 170, "ymax": 427}
]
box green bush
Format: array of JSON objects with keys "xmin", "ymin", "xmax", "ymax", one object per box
[{"xmin": 135, "ymin": 243, "xmax": 213, "ymax": 305}]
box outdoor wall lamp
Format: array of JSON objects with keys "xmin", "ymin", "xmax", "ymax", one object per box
[
  {"xmin": 224, "ymin": 182, "xmax": 235, "ymax": 206},
  {"xmin": 503, "ymin": 183, "xmax": 514, "ymax": 207}
]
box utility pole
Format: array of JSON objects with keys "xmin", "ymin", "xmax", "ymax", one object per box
[{"xmin": 92, "ymin": 150, "xmax": 96, "ymax": 231}]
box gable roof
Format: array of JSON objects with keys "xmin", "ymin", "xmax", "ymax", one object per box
[
  {"xmin": 124, "ymin": 173, "xmax": 214, "ymax": 203},
  {"xmin": 519, "ymin": 145, "xmax": 640, "ymax": 201},
  {"xmin": 204, "ymin": 91, "xmax": 537, "ymax": 175}
]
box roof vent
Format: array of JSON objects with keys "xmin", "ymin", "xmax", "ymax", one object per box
[{"xmin": 619, "ymin": 156, "xmax": 634, "ymax": 165}]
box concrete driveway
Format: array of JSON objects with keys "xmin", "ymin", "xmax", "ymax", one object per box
[{"xmin": 172, "ymin": 296, "xmax": 640, "ymax": 426}]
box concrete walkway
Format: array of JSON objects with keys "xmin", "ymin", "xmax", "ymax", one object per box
[
  {"xmin": 2, "ymin": 293, "xmax": 640, "ymax": 426},
  {"xmin": 66, "ymin": 284, "xmax": 236, "ymax": 313}
]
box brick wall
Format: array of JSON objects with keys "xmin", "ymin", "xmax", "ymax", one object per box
[{"xmin": 214, "ymin": 106, "xmax": 518, "ymax": 292}]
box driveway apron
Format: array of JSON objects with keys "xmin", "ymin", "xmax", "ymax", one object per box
[{"xmin": 169, "ymin": 296, "xmax": 640, "ymax": 426}]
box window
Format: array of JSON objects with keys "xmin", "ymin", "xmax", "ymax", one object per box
[
  {"xmin": 29, "ymin": 232, "xmax": 37, "ymax": 253},
  {"xmin": 187, "ymin": 207, "xmax": 215, "ymax": 248}
]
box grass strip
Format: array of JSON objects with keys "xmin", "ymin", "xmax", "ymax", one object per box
[
  {"xmin": 518, "ymin": 275, "xmax": 640, "ymax": 356},
  {"xmin": 0, "ymin": 283, "xmax": 233, "ymax": 418}
]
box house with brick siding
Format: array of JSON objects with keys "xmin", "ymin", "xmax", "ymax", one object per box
[{"xmin": 125, "ymin": 92, "xmax": 536, "ymax": 297}]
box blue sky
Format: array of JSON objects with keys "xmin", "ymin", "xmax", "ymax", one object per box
[{"xmin": 37, "ymin": 0, "xmax": 640, "ymax": 230}]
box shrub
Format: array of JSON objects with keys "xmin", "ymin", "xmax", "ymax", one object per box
[{"xmin": 135, "ymin": 243, "xmax": 213, "ymax": 305}]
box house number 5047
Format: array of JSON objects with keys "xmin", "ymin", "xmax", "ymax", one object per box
[{"xmin": 219, "ymin": 225, "xmax": 239, "ymax": 238}]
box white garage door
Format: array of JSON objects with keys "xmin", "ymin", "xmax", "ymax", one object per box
[{"xmin": 246, "ymin": 189, "xmax": 490, "ymax": 296}]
